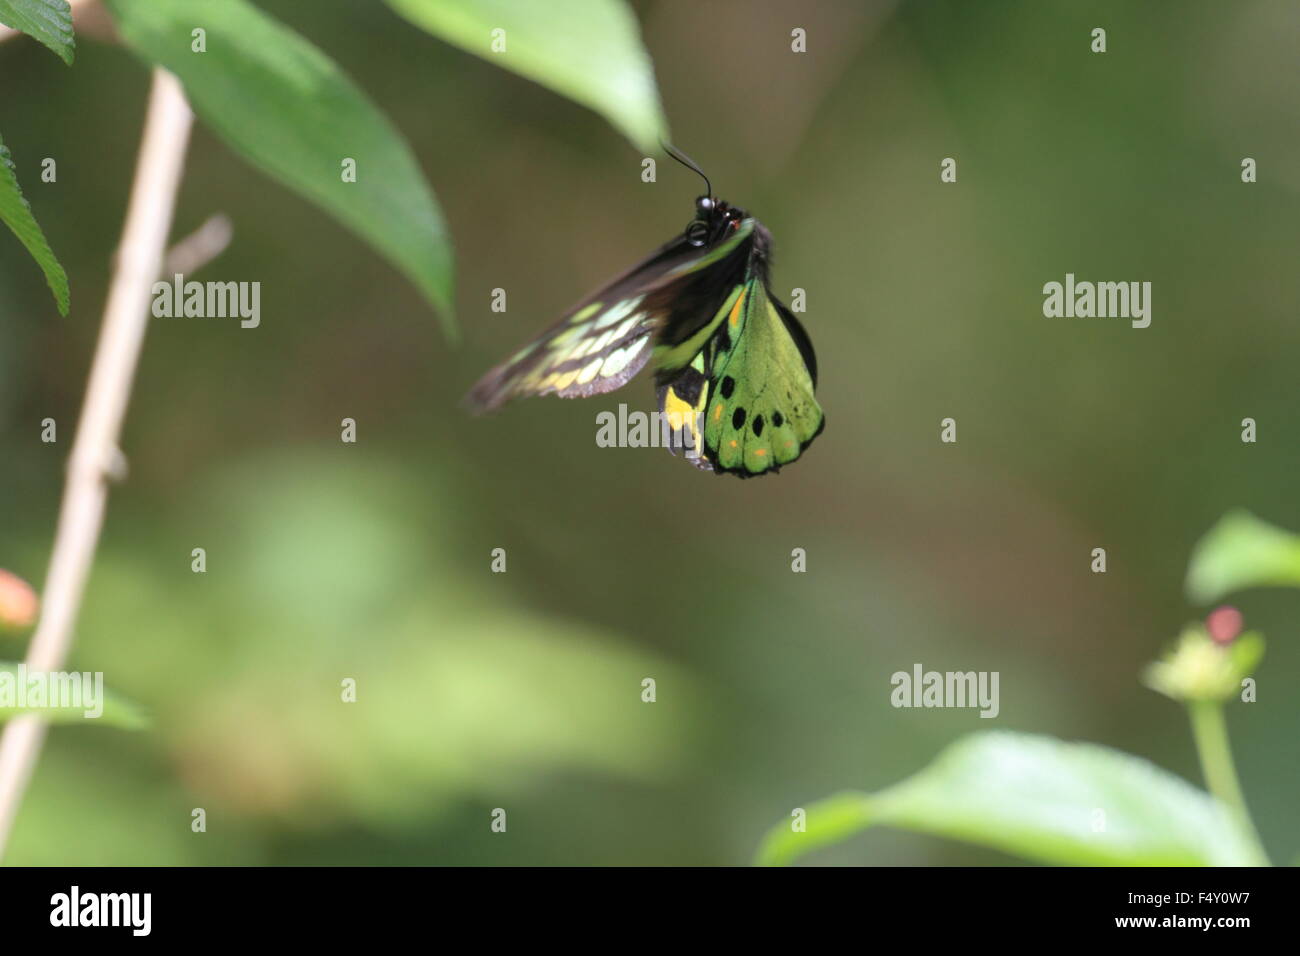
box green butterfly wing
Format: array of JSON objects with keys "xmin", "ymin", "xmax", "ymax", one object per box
[{"xmin": 700, "ymin": 278, "xmax": 824, "ymax": 476}]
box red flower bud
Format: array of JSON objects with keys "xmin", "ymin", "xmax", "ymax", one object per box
[
  {"xmin": 1205, "ymin": 605, "xmax": 1243, "ymax": 646},
  {"xmin": 0, "ymin": 568, "xmax": 39, "ymax": 632}
]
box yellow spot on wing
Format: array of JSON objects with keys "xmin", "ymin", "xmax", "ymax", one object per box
[
  {"xmin": 728, "ymin": 289, "xmax": 747, "ymax": 328},
  {"xmin": 663, "ymin": 379, "xmax": 706, "ymax": 454},
  {"xmin": 713, "ymin": 403, "xmax": 723, "ymax": 422},
  {"xmin": 663, "ymin": 389, "xmax": 693, "ymax": 429},
  {"xmin": 551, "ymin": 325, "xmax": 584, "ymax": 348},
  {"xmin": 754, "ymin": 448, "xmax": 767, "ymax": 457}
]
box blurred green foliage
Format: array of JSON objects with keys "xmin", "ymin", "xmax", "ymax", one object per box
[
  {"xmin": 109, "ymin": 0, "xmax": 459, "ymax": 331},
  {"xmin": 0, "ymin": 132, "xmax": 68, "ymax": 315},
  {"xmin": 1, "ymin": 0, "xmax": 1298, "ymax": 865},
  {"xmin": 756, "ymin": 731, "xmax": 1266, "ymax": 867},
  {"xmin": 0, "ymin": 0, "xmax": 74, "ymax": 65},
  {"xmin": 0, "ymin": 660, "xmax": 149, "ymax": 727},
  {"xmin": 1186, "ymin": 511, "xmax": 1300, "ymax": 604},
  {"xmin": 760, "ymin": 511, "xmax": 1282, "ymax": 867},
  {"xmin": 389, "ymin": 0, "xmax": 669, "ymax": 153},
  {"xmin": 0, "ymin": 1, "xmax": 71, "ymax": 313}
]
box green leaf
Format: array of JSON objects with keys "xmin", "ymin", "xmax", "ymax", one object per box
[
  {"xmin": 756, "ymin": 732, "xmax": 1264, "ymax": 867},
  {"xmin": 0, "ymin": 133, "xmax": 69, "ymax": 315},
  {"xmin": 1185, "ymin": 510, "xmax": 1300, "ymax": 604},
  {"xmin": 388, "ymin": 0, "xmax": 668, "ymax": 153},
  {"xmin": 0, "ymin": 662, "xmax": 149, "ymax": 729},
  {"xmin": 105, "ymin": 0, "xmax": 455, "ymax": 336},
  {"xmin": 0, "ymin": 0, "xmax": 75, "ymax": 65}
]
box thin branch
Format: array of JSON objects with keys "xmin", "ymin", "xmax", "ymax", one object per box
[
  {"xmin": 0, "ymin": 68, "xmax": 193, "ymax": 861},
  {"xmin": 163, "ymin": 213, "xmax": 233, "ymax": 276}
]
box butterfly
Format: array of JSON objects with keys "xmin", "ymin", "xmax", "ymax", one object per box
[{"xmin": 464, "ymin": 147, "xmax": 823, "ymax": 477}]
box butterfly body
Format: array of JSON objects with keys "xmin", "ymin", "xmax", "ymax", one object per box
[{"xmin": 466, "ymin": 181, "xmax": 823, "ymax": 477}]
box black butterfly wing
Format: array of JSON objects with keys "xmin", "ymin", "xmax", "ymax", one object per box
[{"xmin": 464, "ymin": 222, "xmax": 756, "ymax": 412}]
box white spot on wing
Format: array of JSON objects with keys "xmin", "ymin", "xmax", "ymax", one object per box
[
  {"xmin": 576, "ymin": 356, "xmax": 604, "ymax": 384},
  {"xmin": 593, "ymin": 296, "xmax": 643, "ymax": 329},
  {"xmin": 600, "ymin": 336, "xmax": 647, "ymax": 377},
  {"xmin": 586, "ymin": 328, "xmax": 616, "ymax": 355}
]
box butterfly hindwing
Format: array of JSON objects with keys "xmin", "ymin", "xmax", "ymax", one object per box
[{"xmin": 701, "ymin": 279, "xmax": 824, "ymax": 476}]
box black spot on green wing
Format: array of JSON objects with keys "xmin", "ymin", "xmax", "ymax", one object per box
[{"xmin": 702, "ymin": 280, "xmax": 824, "ymax": 477}]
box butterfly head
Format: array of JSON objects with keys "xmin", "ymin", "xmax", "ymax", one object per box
[
  {"xmin": 684, "ymin": 195, "xmax": 747, "ymax": 248},
  {"xmin": 662, "ymin": 144, "xmax": 747, "ymax": 247}
]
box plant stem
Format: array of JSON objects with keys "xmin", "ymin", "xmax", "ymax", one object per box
[
  {"xmin": 0, "ymin": 69, "xmax": 193, "ymax": 862},
  {"xmin": 1188, "ymin": 700, "xmax": 1269, "ymax": 865}
]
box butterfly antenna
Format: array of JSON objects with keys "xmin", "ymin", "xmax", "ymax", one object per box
[{"xmin": 662, "ymin": 142, "xmax": 712, "ymax": 199}]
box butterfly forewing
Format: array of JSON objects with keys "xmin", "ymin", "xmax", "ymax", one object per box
[
  {"xmin": 465, "ymin": 224, "xmax": 754, "ymax": 412},
  {"xmin": 464, "ymin": 294, "xmax": 658, "ymax": 410}
]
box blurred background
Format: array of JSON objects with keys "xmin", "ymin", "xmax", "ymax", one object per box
[{"xmin": 1, "ymin": 0, "xmax": 1298, "ymax": 865}]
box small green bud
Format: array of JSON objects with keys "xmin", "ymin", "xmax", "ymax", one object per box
[{"xmin": 1143, "ymin": 624, "xmax": 1264, "ymax": 703}]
